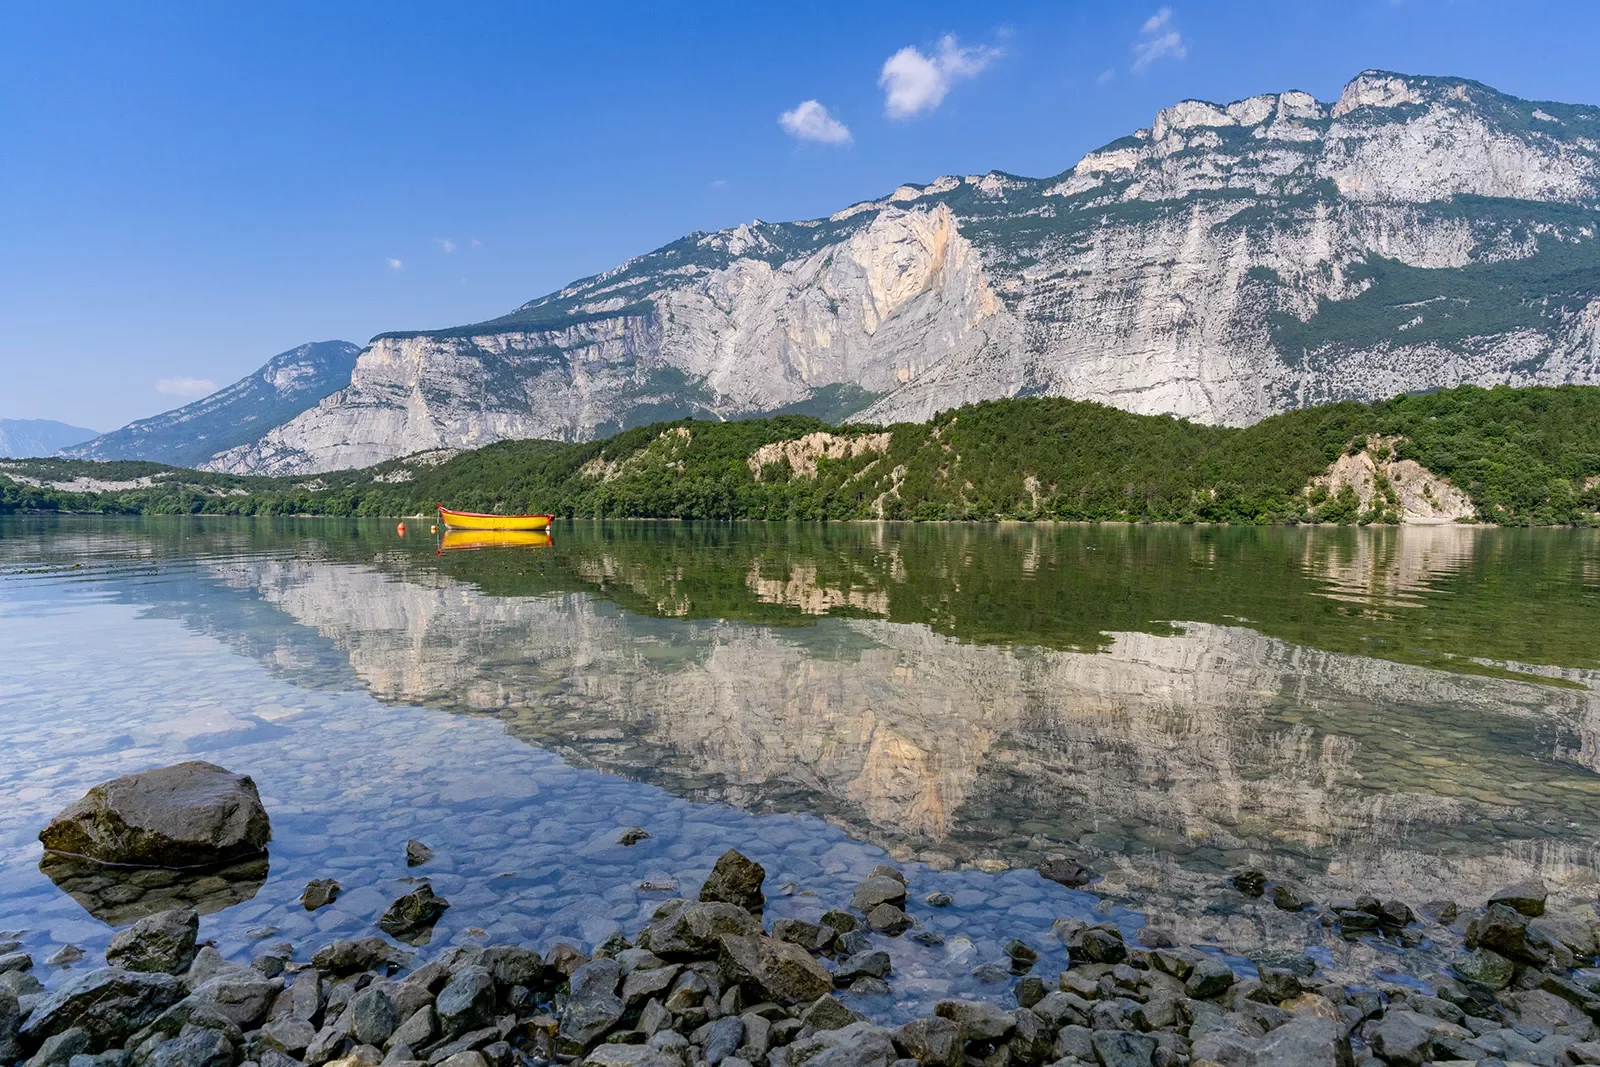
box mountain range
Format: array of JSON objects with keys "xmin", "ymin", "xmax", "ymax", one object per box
[
  {"xmin": 71, "ymin": 70, "xmax": 1600, "ymax": 476},
  {"xmin": 63, "ymin": 341, "xmax": 360, "ymax": 467},
  {"xmin": 0, "ymin": 419, "xmax": 99, "ymax": 458}
]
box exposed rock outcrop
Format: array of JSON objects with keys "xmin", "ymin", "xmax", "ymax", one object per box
[{"xmin": 1308, "ymin": 435, "xmax": 1476, "ymax": 522}]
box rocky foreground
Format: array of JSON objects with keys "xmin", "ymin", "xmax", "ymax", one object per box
[{"xmin": 3, "ymin": 846, "xmax": 1600, "ymax": 1067}]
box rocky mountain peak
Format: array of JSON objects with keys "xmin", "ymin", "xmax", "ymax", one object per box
[{"xmin": 193, "ymin": 71, "xmax": 1600, "ymax": 476}]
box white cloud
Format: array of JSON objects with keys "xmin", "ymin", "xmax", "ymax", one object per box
[
  {"xmin": 155, "ymin": 376, "xmax": 217, "ymax": 399},
  {"xmin": 1097, "ymin": 68, "xmax": 1115, "ymax": 85},
  {"xmin": 778, "ymin": 100, "xmax": 853, "ymax": 144},
  {"xmin": 435, "ymin": 238, "xmax": 456, "ymax": 253},
  {"xmin": 710, "ymin": 178, "xmax": 730, "ymax": 190},
  {"xmin": 470, "ymin": 237, "xmax": 482, "ymax": 248},
  {"xmin": 1131, "ymin": 7, "xmax": 1187, "ymax": 73},
  {"xmin": 879, "ymin": 35, "xmax": 1000, "ymax": 119},
  {"xmin": 386, "ymin": 257, "xmax": 404, "ymax": 270}
]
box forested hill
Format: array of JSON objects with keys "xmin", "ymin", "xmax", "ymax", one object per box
[{"xmin": 5, "ymin": 385, "xmax": 1600, "ymax": 526}]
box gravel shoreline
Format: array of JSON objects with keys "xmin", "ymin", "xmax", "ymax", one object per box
[{"xmin": 4, "ymin": 847, "xmax": 1600, "ymax": 1067}]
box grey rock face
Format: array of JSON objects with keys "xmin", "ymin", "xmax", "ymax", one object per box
[
  {"xmin": 210, "ymin": 71, "xmax": 1600, "ymax": 478},
  {"xmin": 29, "ymin": 1028, "xmax": 91, "ymax": 1067},
  {"xmin": 1184, "ymin": 956, "xmax": 1236, "ymax": 998},
  {"xmin": 1488, "ymin": 878, "xmax": 1549, "ymax": 916},
  {"xmin": 932, "ymin": 999, "xmax": 1014, "ymax": 1043},
  {"xmin": 799, "ymin": 995, "xmax": 865, "ymax": 1034},
  {"xmin": 39, "ymin": 762, "xmax": 271, "ymax": 868},
  {"xmin": 863, "ymin": 905, "xmax": 910, "ymax": 936},
  {"xmin": 184, "ymin": 971, "xmax": 281, "ymax": 1030},
  {"xmin": 890, "ymin": 1016, "xmax": 960, "ymax": 1067},
  {"xmin": 698, "ymin": 849, "xmax": 765, "ymax": 914},
  {"xmin": 301, "ymin": 879, "xmax": 341, "ymax": 911},
  {"xmin": 105, "ymin": 909, "xmax": 199, "ymax": 974},
  {"xmin": 136, "ymin": 1029, "xmax": 232, "ymax": 1067},
  {"xmin": 349, "ymin": 986, "xmax": 398, "ymax": 1047},
  {"xmin": 0, "ymin": 988, "xmax": 22, "ymax": 1063},
  {"xmin": 701, "ymin": 1016, "xmax": 743, "ymax": 1066},
  {"xmin": 641, "ymin": 900, "xmax": 763, "ymax": 959},
  {"xmin": 581, "ymin": 1046, "xmax": 681, "ymax": 1067},
  {"xmin": 848, "ymin": 878, "xmax": 906, "ymax": 914},
  {"xmin": 20, "ymin": 969, "xmax": 184, "ymax": 1050},
  {"xmin": 786, "ymin": 1021, "xmax": 897, "ymax": 1067},
  {"xmin": 435, "ymin": 967, "xmax": 496, "ymax": 1039},
  {"xmin": 1450, "ymin": 946, "xmax": 1515, "ymax": 990},
  {"xmin": 311, "ymin": 938, "xmax": 395, "ymax": 976},
  {"xmin": 386, "ymin": 1005, "xmax": 436, "ymax": 1051},
  {"xmin": 377, "ymin": 884, "xmax": 449, "ymax": 945},
  {"xmin": 1089, "ymin": 1030, "xmax": 1157, "ymax": 1067},
  {"xmin": 558, "ymin": 959, "xmax": 624, "ymax": 1050},
  {"xmin": 715, "ymin": 935, "xmax": 833, "ymax": 1005}
]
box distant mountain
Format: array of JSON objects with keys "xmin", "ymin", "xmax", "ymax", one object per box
[
  {"xmin": 0, "ymin": 419, "xmax": 100, "ymax": 458},
  {"xmin": 205, "ymin": 70, "xmax": 1600, "ymax": 476},
  {"xmin": 65, "ymin": 341, "xmax": 360, "ymax": 467}
]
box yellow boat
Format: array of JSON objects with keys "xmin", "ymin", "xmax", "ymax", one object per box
[
  {"xmin": 438, "ymin": 529, "xmax": 553, "ymax": 553},
  {"xmin": 436, "ymin": 503, "xmax": 553, "ymax": 532}
]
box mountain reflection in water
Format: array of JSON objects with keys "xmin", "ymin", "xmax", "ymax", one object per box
[{"xmin": 4, "ymin": 517, "xmax": 1598, "ymax": 952}]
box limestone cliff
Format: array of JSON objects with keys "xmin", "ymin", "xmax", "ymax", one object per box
[{"xmin": 212, "ymin": 72, "xmax": 1600, "ymax": 474}]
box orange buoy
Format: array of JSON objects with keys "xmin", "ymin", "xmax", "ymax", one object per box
[{"xmin": 397, "ymin": 522, "xmax": 406, "ymax": 536}]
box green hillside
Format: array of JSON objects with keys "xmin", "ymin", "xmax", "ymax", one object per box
[{"xmin": 5, "ymin": 384, "xmax": 1600, "ymax": 525}]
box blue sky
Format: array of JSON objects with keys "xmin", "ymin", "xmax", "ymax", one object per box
[{"xmin": 5, "ymin": 0, "xmax": 1600, "ymax": 431}]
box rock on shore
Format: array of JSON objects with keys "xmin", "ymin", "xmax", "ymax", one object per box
[
  {"xmin": 38, "ymin": 762, "xmax": 271, "ymax": 868},
  {"xmin": 6, "ymin": 852, "xmax": 1600, "ymax": 1067}
]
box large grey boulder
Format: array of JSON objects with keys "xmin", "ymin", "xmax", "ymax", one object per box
[
  {"xmin": 435, "ymin": 966, "xmax": 496, "ymax": 1039},
  {"xmin": 0, "ymin": 988, "xmax": 21, "ymax": 1063},
  {"xmin": 716, "ymin": 935, "xmax": 833, "ymax": 1005},
  {"xmin": 640, "ymin": 900, "xmax": 763, "ymax": 959},
  {"xmin": 1488, "ymin": 878, "xmax": 1548, "ymax": 917},
  {"xmin": 848, "ymin": 877, "xmax": 906, "ymax": 914},
  {"xmin": 349, "ymin": 985, "xmax": 397, "ymax": 1046},
  {"xmin": 1364, "ymin": 1010, "xmax": 1471, "ymax": 1067},
  {"xmin": 932, "ymin": 1000, "xmax": 1014, "ymax": 1043},
  {"xmin": 699, "ymin": 850, "xmax": 766, "ymax": 915},
  {"xmin": 787, "ymin": 1021, "xmax": 897, "ymax": 1067},
  {"xmin": 136, "ymin": 1028, "xmax": 233, "ymax": 1067},
  {"xmin": 558, "ymin": 960, "xmax": 624, "ymax": 1051},
  {"xmin": 311, "ymin": 937, "xmax": 397, "ymax": 976},
  {"xmin": 39, "ymin": 763, "xmax": 270, "ymax": 868},
  {"xmin": 106, "ymin": 909, "xmax": 199, "ymax": 974},
  {"xmin": 1195, "ymin": 1017, "xmax": 1353, "ymax": 1067},
  {"xmin": 20, "ymin": 968, "xmax": 184, "ymax": 1050},
  {"xmin": 891, "ymin": 1017, "xmax": 961, "ymax": 1067},
  {"xmin": 183, "ymin": 971, "xmax": 282, "ymax": 1030}
]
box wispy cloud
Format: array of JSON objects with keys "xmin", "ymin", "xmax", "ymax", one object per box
[
  {"xmin": 155, "ymin": 376, "xmax": 217, "ymax": 399},
  {"xmin": 1131, "ymin": 8, "xmax": 1187, "ymax": 73},
  {"xmin": 778, "ymin": 100, "xmax": 853, "ymax": 144},
  {"xmin": 710, "ymin": 178, "xmax": 730, "ymax": 190},
  {"xmin": 470, "ymin": 237, "xmax": 482, "ymax": 248},
  {"xmin": 880, "ymin": 35, "xmax": 1000, "ymax": 119},
  {"xmin": 1097, "ymin": 68, "xmax": 1115, "ymax": 85},
  {"xmin": 386, "ymin": 257, "xmax": 404, "ymax": 271},
  {"xmin": 435, "ymin": 238, "xmax": 456, "ymax": 253}
]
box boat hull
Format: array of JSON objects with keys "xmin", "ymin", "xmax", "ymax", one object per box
[
  {"xmin": 439, "ymin": 530, "xmax": 553, "ymax": 552},
  {"xmin": 437, "ymin": 505, "xmax": 553, "ymax": 531}
]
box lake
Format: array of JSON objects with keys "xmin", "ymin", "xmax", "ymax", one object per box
[{"xmin": 1, "ymin": 516, "xmax": 1597, "ymax": 1013}]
